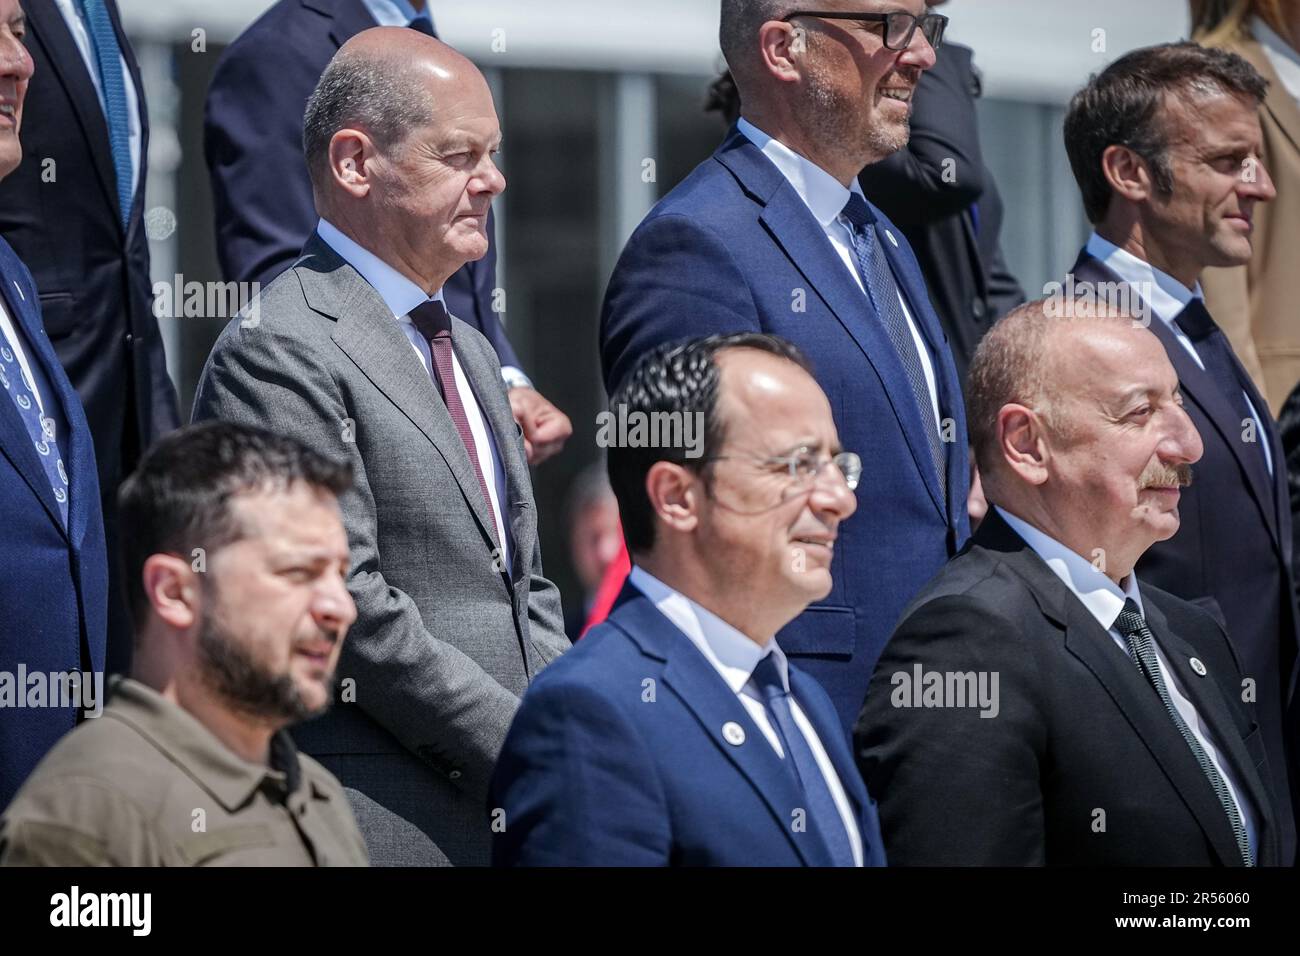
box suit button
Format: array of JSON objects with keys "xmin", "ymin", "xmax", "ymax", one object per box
[
  {"xmin": 449, "ymin": 770, "xmax": 462, "ymax": 780},
  {"xmin": 972, "ymin": 299, "xmax": 987, "ymax": 321}
]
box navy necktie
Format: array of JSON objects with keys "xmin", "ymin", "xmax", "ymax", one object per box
[
  {"xmin": 841, "ymin": 193, "xmax": 947, "ymax": 502},
  {"xmin": 1174, "ymin": 298, "xmax": 1270, "ymax": 478},
  {"xmin": 77, "ymin": 0, "xmax": 133, "ymax": 229},
  {"xmin": 751, "ymin": 653, "xmax": 856, "ymax": 866},
  {"xmin": 0, "ymin": 329, "xmax": 69, "ymax": 527},
  {"xmin": 1114, "ymin": 599, "xmax": 1253, "ymax": 865}
]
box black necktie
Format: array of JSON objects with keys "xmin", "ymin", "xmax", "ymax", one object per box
[
  {"xmin": 407, "ymin": 16, "xmax": 437, "ymax": 38},
  {"xmin": 1114, "ymin": 599, "xmax": 1253, "ymax": 866},
  {"xmin": 1174, "ymin": 298, "xmax": 1269, "ymax": 477},
  {"xmin": 841, "ymin": 194, "xmax": 947, "ymax": 502}
]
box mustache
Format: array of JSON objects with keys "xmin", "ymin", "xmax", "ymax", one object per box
[{"xmin": 1138, "ymin": 460, "xmax": 1193, "ymax": 490}]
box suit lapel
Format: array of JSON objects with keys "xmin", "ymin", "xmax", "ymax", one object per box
[
  {"xmin": 1071, "ymin": 252, "xmax": 1283, "ymax": 553},
  {"xmin": 297, "ymin": 238, "xmax": 505, "ymax": 562},
  {"xmin": 1141, "ymin": 598, "xmax": 1279, "ymax": 865},
  {"xmin": 27, "ymin": 0, "xmax": 121, "ymax": 229},
  {"xmin": 303, "ymin": 0, "xmax": 383, "ymax": 50},
  {"xmin": 717, "ymin": 133, "xmax": 947, "ymax": 520},
  {"xmin": 612, "ymin": 587, "xmax": 832, "ymax": 866},
  {"xmin": 983, "ymin": 511, "xmax": 1250, "ymax": 866}
]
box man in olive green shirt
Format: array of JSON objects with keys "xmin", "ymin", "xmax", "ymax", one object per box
[{"xmin": 0, "ymin": 423, "xmax": 368, "ymax": 866}]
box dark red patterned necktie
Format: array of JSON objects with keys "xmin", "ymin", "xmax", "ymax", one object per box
[{"xmin": 409, "ymin": 300, "xmax": 499, "ymax": 542}]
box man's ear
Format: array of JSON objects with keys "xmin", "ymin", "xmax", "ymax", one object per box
[
  {"xmin": 327, "ymin": 128, "xmax": 377, "ymax": 199},
  {"xmin": 757, "ymin": 19, "xmax": 804, "ymax": 84},
  {"xmin": 644, "ymin": 461, "xmax": 702, "ymax": 537},
  {"xmin": 1100, "ymin": 143, "xmax": 1155, "ymax": 205},
  {"xmin": 141, "ymin": 554, "xmax": 201, "ymax": 631},
  {"xmin": 998, "ymin": 403, "xmax": 1051, "ymax": 487}
]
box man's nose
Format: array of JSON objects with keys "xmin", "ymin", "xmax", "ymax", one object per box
[
  {"xmin": 809, "ymin": 461, "xmax": 858, "ymax": 521},
  {"xmin": 314, "ymin": 575, "xmax": 358, "ymax": 634},
  {"xmin": 1241, "ymin": 155, "xmax": 1277, "ymax": 202},
  {"xmin": 1164, "ymin": 404, "xmax": 1204, "ymax": 466},
  {"xmin": 899, "ymin": 25, "xmax": 937, "ymax": 71},
  {"xmin": 474, "ymin": 156, "xmax": 506, "ymax": 197},
  {"xmin": 0, "ymin": 31, "xmax": 33, "ymax": 81}
]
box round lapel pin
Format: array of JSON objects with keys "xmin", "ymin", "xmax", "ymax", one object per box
[{"xmin": 722, "ymin": 721, "xmax": 745, "ymax": 746}]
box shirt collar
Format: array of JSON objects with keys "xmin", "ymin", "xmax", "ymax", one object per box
[
  {"xmin": 316, "ymin": 218, "xmax": 445, "ymax": 321},
  {"xmin": 627, "ymin": 565, "xmax": 790, "ymax": 693},
  {"xmin": 1253, "ymin": 17, "xmax": 1300, "ymax": 103},
  {"xmin": 361, "ymin": 0, "xmax": 427, "ymax": 28},
  {"xmin": 737, "ymin": 116, "xmax": 865, "ymax": 229},
  {"xmin": 104, "ymin": 677, "xmax": 306, "ymax": 813},
  {"xmin": 1085, "ymin": 231, "xmax": 1203, "ymax": 326},
  {"xmin": 994, "ymin": 506, "xmax": 1145, "ymax": 632}
]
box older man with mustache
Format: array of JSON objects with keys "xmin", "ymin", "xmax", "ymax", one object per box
[
  {"xmin": 601, "ymin": 0, "xmax": 969, "ymax": 733},
  {"xmin": 856, "ymin": 298, "xmax": 1284, "ymax": 866}
]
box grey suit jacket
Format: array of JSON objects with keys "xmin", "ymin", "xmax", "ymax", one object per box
[{"xmin": 191, "ymin": 235, "xmax": 569, "ymax": 865}]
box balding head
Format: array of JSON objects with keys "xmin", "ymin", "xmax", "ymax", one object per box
[
  {"xmin": 968, "ymin": 297, "xmax": 1203, "ymax": 581},
  {"xmin": 301, "ymin": 27, "xmax": 504, "ymax": 293}
]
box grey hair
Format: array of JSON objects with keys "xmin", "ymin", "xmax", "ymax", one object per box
[
  {"xmin": 302, "ymin": 48, "xmax": 435, "ymax": 193},
  {"xmin": 719, "ymin": 0, "xmax": 797, "ymax": 79}
]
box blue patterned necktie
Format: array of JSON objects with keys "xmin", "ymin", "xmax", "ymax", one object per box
[
  {"xmin": 1114, "ymin": 599, "xmax": 1253, "ymax": 866},
  {"xmin": 77, "ymin": 0, "xmax": 133, "ymax": 229},
  {"xmin": 0, "ymin": 333, "xmax": 69, "ymax": 527},
  {"xmin": 751, "ymin": 653, "xmax": 856, "ymax": 866},
  {"xmin": 841, "ymin": 194, "xmax": 947, "ymax": 502}
]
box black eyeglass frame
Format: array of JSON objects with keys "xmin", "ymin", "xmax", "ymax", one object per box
[{"xmin": 780, "ymin": 10, "xmax": 949, "ymax": 52}]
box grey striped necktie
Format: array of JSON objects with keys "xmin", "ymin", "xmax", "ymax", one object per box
[
  {"xmin": 1114, "ymin": 599, "xmax": 1253, "ymax": 866},
  {"xmin": 840, "ymin": 193, "xmax": 946, "ymax": 502}
]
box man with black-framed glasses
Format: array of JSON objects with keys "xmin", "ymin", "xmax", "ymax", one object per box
[
  {"xmin": 601, "ymin": 0, "xmax": 971, "ymax": 734},
  {"xmin": 492, "ymin": 332, "xmax": 885, "ymax": 866}
]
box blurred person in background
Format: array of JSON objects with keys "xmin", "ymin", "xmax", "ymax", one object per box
[
  {"xmin": 1193, "ymin": 0, "xmax": 1300, "ymax": 414},
  {"xmin": 563, "ymin": 462, "xmax": 622, "ymax": 639}
]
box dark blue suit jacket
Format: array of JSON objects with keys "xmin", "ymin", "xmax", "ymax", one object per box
[
  {"xmin": 600, "ymin": 128, "xmax": 971, "ymax": 729},
  {"xmin": 203, "ymin": 0, "xmax": 519, "ymax": 369},
  {"xmin": 0, "ymin": 237, "xmax": 108, "ymax": 808},
  {"xmin": 490, "ymin": 583, "xmax": 886, "ymax": 866}
]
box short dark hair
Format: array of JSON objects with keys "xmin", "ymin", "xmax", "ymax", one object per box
[
  {"xmin": 118, "ymin": 422, "xmax": 354, "ymax": 628},
  {"xmin": 607, "ymin": 333, "xmax": 811, "ymax": 555},
  {"xmin": 1063, "ymin": 41, "xmax": 1267, "ymax": 223},
  {"xmin": 302, "ymin": 46, "xmax": 435, "ymax": 195}
]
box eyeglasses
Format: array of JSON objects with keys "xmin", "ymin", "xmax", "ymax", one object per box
[
  {"xmin": 704, "ymin": 448, "xmax": 863, "ymax": 492},
  {"xmin": 781, "ymin": 10, "xmax": 949, "ymax": 52}
]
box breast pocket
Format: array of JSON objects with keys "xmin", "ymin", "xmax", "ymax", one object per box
[{"xmin": 37, "ymin": 292, "xmax": 77, "ymax": 341}]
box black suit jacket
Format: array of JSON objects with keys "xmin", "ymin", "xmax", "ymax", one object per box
[
  {"xmin": 0, "ymin": 0, "xmax": 180, "ymax": 674},
  {"xmin": 1070, "ymin": 251, "xmax": 1299, "ymax": 863},
  {"xmin": 203, "ymin": 0, "xmax": 520, "ymax": 369},
  {"xmin": 856, "ymin": 509, "xmax": 1281, "ymax": 866},
  {"xmin": 857, "ymin": 43, "xmax": 1025, "ymax": 384}
]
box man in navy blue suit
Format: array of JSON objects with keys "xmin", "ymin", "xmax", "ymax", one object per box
[
  {"xmin": 0, "ymin": 0, "xmax": 108, "ymax": 808},
  {"xmin": 205, "ymin": 0, "xmax": 571, "ymax": 464},
  {"xmin": 600, "ymin": 0, "xmax": 968, "ymax": 730},
  {"xmin": 492, "ymin": 333, "xmax": 885, "ymax": 866}
]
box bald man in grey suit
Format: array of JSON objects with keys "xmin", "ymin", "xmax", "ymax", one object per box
[{"xmin": 192, "ymin": 28, "xmax": 569, "ymax": 866}]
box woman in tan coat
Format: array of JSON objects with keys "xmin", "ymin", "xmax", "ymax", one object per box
[{"xmin": 1193, "ymin": 0, "xmax": 1300, "ymax": 414}]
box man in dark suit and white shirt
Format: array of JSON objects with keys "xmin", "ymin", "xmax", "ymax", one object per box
[
  {"xmin": 0, "ymin": 0, "xmax": 108, "ymax": 809},
  {"xmin": 857, "ymin": 299, "xmax": 1281, "ymax": 866},
  {"xmin": 493, "ymin": 333, "xmax": 885, "ymax": 866},
  {"xmin": 0, "ymin": 0, "xmax": 179, "ymax": 676},
  {"xmin": 601, "ymin": 0, "xmax": 969, "ymax": 732},
  {"xmin": 205, "ymin": 0, "xmax": 570, "ymax": 464},
  {"xmin": 1061, "ymin": 42, "xmax": 1297, "ymax": 862},
  {"xmin": 193, "ymin": 28, "xmax": 570, "ymax": 866}
]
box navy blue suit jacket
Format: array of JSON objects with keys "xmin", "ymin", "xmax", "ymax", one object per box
[
  {"xmin": 0, "ymin": 237, "xmax": 108, "ymax": 808},
  {"xmin": 600, "ymin": 128, "xmax": 971, "ymax": 729},
  {"xmin": 203, "ymin": 0, "xmax": 519, "ymax": 369},
  {"xmin": 490, "ymin": 583, "xmax": 886, "ymax": 866}
]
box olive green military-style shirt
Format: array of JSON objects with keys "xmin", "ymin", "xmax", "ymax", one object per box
[{"xmin": 0, "ymin": 678, "xmax": 369, "ymax": 866}]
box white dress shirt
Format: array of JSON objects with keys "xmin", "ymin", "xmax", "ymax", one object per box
[
  {"xmin": 317, "ymin": 219, "xmax": 512, "ymax": 568},
  {"xmin": 1254, "ymin": 17, "xmax": 1300, "ymax": 107},
  {"xmin": 996, "ymin": 506, "xmax": 1258, "ymax": 861},
  {"xmin": 1085, "ymin": 232, "xmax": 1272, "ymax": 475},
  {"xmin": 53, "ymin": 0, "xmax": 142, "ymax": 199},
  {"xmin": 627, "ymin": 565, "xmax": 864, "ymax": 866},
  {"xmin": 737, "ymin": 116, "xmax": 941, "ymax": 431}
]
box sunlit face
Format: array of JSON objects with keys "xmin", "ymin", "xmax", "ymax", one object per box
[
  {"xmin": 198, "ymin": 484, "xmax": 356, "ymax": 725},
  {"xmin": 696, "ymin": 349, "xmax": 857, "ymax": 612},
  {"xmin": 0, "ymin": 0, "xmax": 33, "ymax": 181},
  {"xmin": 1147, "ymin": 90, "xmax": 1276, "ymax": 273},
  {"xmin": 370, "ymin": 67, "xmax": 505, "ymax": 281},
  {"xmin": 570, "ymin": 495, "xmax": 622, "ymax": 594},
  {"xmin": 787, "ymin": 0, "xmax": 937, "ymax": 167},
  {"xmin": 1040, "ymin": 322, "xmax": 1203, "ymax": 558}
]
